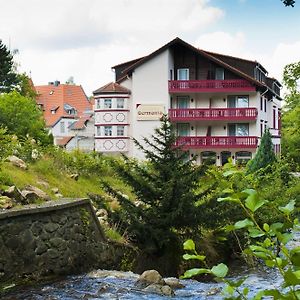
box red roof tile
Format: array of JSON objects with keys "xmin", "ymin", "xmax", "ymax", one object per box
[
  {"xmin": 71, "ymin": 115, "xmax": 92, "ymax": 130},
  {"xmin": 93, "ymin": 82, "xmax": 131, "ymax": 95},
  {"xmin": 56, "ymin": 136, "xmax": 73, "ymax": 146},
  {"xmin": 35, "ymin": 83, "xmax": 92, "ymax": 127}
]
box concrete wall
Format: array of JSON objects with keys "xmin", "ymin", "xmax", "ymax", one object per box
[{"xmin": 0, "ymin": 199, "xmax": 130, "ymax": 284}]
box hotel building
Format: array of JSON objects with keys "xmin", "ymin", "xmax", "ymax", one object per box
[{"xmin": 93, "ymin": 38, "xmax": 281, "ymax": 165}]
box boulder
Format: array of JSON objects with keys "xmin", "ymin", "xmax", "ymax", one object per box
[
  {"xmin": 96, "ymin": 208, "xmax": 108, "ymax": 218},
  {"xmin": 37, "ymin": 180, "xmax": 50, "ymax": 188},
  {"xmin": 69, "ymin": 174, "xmax": 79, "ymax": 181},
  {"xmin": 0, "ymin": 196, "xmax": 14, "ymax": 209},
  {"xmin": 3, "ymin": 186, "xmax": 25, "ymax": 203},
  {"xmin": 144, "ymin": 284, "xmax": 174, "ymax": 296},
  {"xmin": 24, "ymin": 185, "xmax": 51, "ymax": 201},
  {"xmin": 21, "ymin": 190, "xmax": 39, "ymax": 203},
  {"xmin": 51, "ymin": 187, "xmax": 59, "ymax": 194},
  {"xmin": 137, "ymin": 270, "xmax": 165, "ymax": 286},
  {"xmin": 6, "ymin": 156, "xmax": 27, "ymax": 169},
  {"xmin": 164, "ymin": 277, "xmax": 185, "ymax": 289},
  {"xmin": 55, "ymin": 193, "xmax": 63, "ymax": 198}
]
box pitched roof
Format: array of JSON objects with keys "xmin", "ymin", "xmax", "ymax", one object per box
[
  {"xmin": 70, "ymin": 115, "xmax": 93, "ymax": 130},
  {"xmin": 35, "ymin": 83, "xmax": 92, "ymax": 127},
  {"xmin": 56, "ymin": 136, "xmax": 74, "ymax": 146},
  {"xmin": 93, "ymin": 82, "xmax": 131, "ymax": 95},
  {"xmin": 115, "ymin": 37, "xmax": 264, "ymax": 88}
]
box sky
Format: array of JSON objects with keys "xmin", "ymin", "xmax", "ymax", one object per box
[{"xmin": 1, "ymin": 0, "xmax": 300, "ymax": 96}]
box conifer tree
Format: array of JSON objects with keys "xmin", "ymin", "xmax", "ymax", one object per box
[
  {"xmin": 247, "ymin": 129, "xmax": 276, "ymax": 173},
  {"xmin": 0, "ymin": 40, "xmax": 20, "ymax": 93},
  {"xmin": 101, "ymin": 115, "xmax": 201, "ymax": 275}
]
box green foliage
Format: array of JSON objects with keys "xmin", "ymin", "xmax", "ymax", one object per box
[
  {"xmin": 101, "ymin": 115, "xmax": 201, "ymax": 275},
  {"xmin": 282, "ymin": 61, "xmax": 300, "ymax": 170},
  {"xmin": 0, "ymin": 40, "xmax": 20, "ymax": 93},
  {"xmin": 247, "ymin": 129, "xmax": 276, "ymax": 174},
  {"xmin": 0, "ymin": 92, "xmax": 52, "ymax": 145},
  {"xmin": 183, "ymin": 168, "xmax": 300, "ymax": 299}
]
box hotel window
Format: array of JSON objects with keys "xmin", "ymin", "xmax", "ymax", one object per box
[
  {"xmin": 116, "ymin": 98, "xmax": 125, "ymax": 109},
  {"xmin": 104, "ymin": 99, "xmax": 112, "ymax": 109},
  {"xmin": 104, "ymin": 126, "xmax": 112, "ymax": 136},
  {"xmin": 228, "ymin": 95, "xmax": 249, "ymax": 108},
  {"xmin": 264, "ymin": 98, "xmax": 267, "ymax": 113},
  {"xmin": 177, "ymin": 123, "xmax": 190, "ymax": 136},
  {"xmin": 96, "ymin": 99, "xmax": 101, "ymax": 109},
  {"xmin": 117, "ymin": 126, "xmax": 125, "ymax": 136},
  {"xmin": 177, "ymin": 68, "xmax": 189, "ymax": 80},
  {"xmin": 60, "ymin": 122, "xmax": 65, "ymax": 133},
  {"xmin": 228, "ymin": 123, "xmax": 249, "ymax": 136},
  {"xmin": 260, "ymin": 97, "xmax": 263, "ymax": 111},
  {"xmin": 215, "ymin": 68, "xmax": 224, "ymax": 80}
]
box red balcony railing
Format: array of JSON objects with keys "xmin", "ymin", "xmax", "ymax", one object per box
[
  {"xmin": 169, "ymin": 108, "xmax": 257, "ymax": 121},
  {"xmin": 175, "ymin": 136, "xmax": 258, "ymax": 149},
  {"xmin": 169, "ymin": 80, "xmax": 256, "ymax": 93}
]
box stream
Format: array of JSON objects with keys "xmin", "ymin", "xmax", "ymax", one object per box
[
  {"xmin": 1, "ymin": 265, "xmax": 281, "ymax": 299},
  {"xmin": 3, "ymin": 232, "xmax": 299, "ymax": 299}
]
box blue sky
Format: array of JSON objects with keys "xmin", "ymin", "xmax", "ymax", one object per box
[{"xmin": 0, "ymin": 0, "xmax": 299, "ymax": 95}]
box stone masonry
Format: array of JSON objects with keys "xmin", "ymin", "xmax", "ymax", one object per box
[{"xmin": 0, "ymin": 198, "xmax": 117, "ymax": 284}]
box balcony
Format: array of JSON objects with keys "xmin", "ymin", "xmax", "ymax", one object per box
[
  {"xmin": 169, "ymin": 79, "xmax": 256, "ymax": 93},
  {"xmin": 169, "ymin": 108, "xmax": 257, "ymax": 121},
  {"xmin": 175, "ymin": 136, "xmax": 258, "ymax": 149}
]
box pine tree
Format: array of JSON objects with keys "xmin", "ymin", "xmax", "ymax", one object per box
[
  {"xmin": 0, "ymin": 40, "xmax": 20, "ymax": 93},
  {"xmin": 247, "ymin": 129, "xmax": 276, "ymax": 173},
  {"xmin": 101, "ymin": 115, "xmax": 201, "ymax": 276}
]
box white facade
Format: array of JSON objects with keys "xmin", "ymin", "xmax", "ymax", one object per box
[
  {"xmin": 93, "ymin": 39, "xmax": 282, "ymax": 165},
  {"xmin": 51, "ymin": 117, "xmax": 76, "ymax": 145},
  {"xmin": 94, "ymin": 92, "xmax": 130, "ymax": 153}
]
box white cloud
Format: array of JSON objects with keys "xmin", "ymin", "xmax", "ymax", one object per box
[
  {"xmin": 0, "ymin": 0, "xmax": 224, "ymax": 95},
  {"xmin": 194, "ymin": 31, "xmax": 247, "ymax": 56}
]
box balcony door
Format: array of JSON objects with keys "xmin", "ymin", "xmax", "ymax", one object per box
[
  {"xmin": 228, "ymin": 123, "xmax": 249, "ymax": 136},
  {"xmin": 177, "ymin": 96, "xmax": 189, "ymax": 109},
  {"xmin": 177, "ymin": 123, "xmax": 190, "ymax": 137},
  {"xmin": 228, "ymin": 96, "xmax": 249, "ymax": 108}
]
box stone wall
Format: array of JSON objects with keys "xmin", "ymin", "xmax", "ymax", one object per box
[{"xmin": 0, "ymin": 198, "xmax": 121, "ymax": 284}]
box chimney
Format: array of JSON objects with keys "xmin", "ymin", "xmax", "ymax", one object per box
[
  {"xmin": 54, "ymin": 80, "xmax": 60, "ymax": 87},
  {"xmin": 48, "ymin": 82, "xmax": 54, "ymax": 85}
]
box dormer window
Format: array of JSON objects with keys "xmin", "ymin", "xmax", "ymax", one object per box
[
  {"xmin": 51, "ymin": 106, "xmax": 59, "ymax": 114},
  {"xmin": 64, "ymin": 104, "xmax": 76, "ymax": 115}
]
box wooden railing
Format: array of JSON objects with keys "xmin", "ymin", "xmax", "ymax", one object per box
[
  {"xmin": 175, "ymin": 136, "xmax": 258, "ymax": 149},
  {"xmin": 168, "ymin": 80, "xmax": 255, "ymax": 92},
  {"xmin": 169, "ymin": 108, "xmax": 257, "ymax": 121}
]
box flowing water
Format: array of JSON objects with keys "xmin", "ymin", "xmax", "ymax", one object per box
[{"xmin": 3, "ymin": 232, "xmax": 299, "ymax": 299}]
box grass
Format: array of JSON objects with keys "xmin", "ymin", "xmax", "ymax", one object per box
[{"xmin": 0, "ymin": 156, "xmax": 135, "ymax": 200}]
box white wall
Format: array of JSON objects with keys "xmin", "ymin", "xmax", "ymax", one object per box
[
  {"xmin": 95, "ymin": 138, "xmax": 129, "ymax": 152},
  {"xmin": 128, "ymin": 49, "xmax": 171, "ymax": 159}
]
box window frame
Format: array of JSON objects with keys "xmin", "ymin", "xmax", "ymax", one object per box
[
  {"xmin": 104, "ymin": 99, "xmax": 112, "ymax": 109},
  {"xmin": 104, "ymin": 126, "xmax": 112, "ymax": 136},
  {"xmin": 177, "ymin": 68, "xmax": 189, "ymax": 80}
]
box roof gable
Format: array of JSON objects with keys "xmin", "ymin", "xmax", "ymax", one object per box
[
  {"xmin": 93, "ymin": 82, "xmax": 131, "ymax": 95},
  {"xmin": 114, "ymin": 37, "xmax": 264, "ymax": 88}
]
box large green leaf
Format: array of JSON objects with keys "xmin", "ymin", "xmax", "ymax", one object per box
[
  {"xmin": 291, "ymin": 252, "xmax": 300, "ymax": 267},
  {"xmin": 183, "ymin": 239, "xmax": 195, "ymax": 251},
  {"xmin": 283, "ymin": 268, "xmax": 300, "ymax": 287},
  {"xmin": 211, "ymin": 263, "xmax": 228, "ymax": 278},
  {"xmin": 182, "ymin": 254, "xmax": 206, "ymax": 261},
  {"xmin": 248, "ymin": 228, "xmax": 265, "ymax": 238},
  {"xmin": 279, "ymin": 200, "xmax": 296, "ymax": 215},
  {"xmin": 244, "ymin": 190, "xmax": 266, "ymax": 212},
  {"xmin": 234, "ymin": 218, "xmax": 254, "ymax": 229},
  {"xmin": 180, "ymin": 268, "xmax": 210, "ymax": 279}
]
